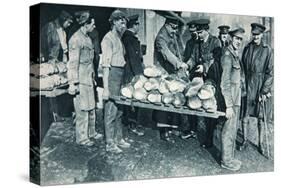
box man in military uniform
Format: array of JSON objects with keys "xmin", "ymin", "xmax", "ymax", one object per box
[
  {"xmin": 220, "ymin": 28, "xmax": 245, "ymax": 171},
  {"xmin": 183, "ymin": 20, "xmax": 198, "ymax": 62},
  {"xmin": 185, "ymin": 19, "xmax": 223, "ymax": 148},
  {"xmin": 122, "ymin": 14, "xmax": 145, "ymax": 136},
  {"xmin": 67, "ymin": 12, "xmax": 102, "ymax": 146},
  {"xmin": 218, "ymin": 25, "xmax": 230, "ymax": 47},
  {"xmin": 101, "ymin": 10, "xmax": 131, "ymax": 153},
  {"xmin": 240, "ymin": 23, "xmax": 273, "ymax": 155},
  {"xmin": 153, "ymin": 15, "xmax": 187, "ymax": 143}
]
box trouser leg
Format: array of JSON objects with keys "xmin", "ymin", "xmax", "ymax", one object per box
[
  {"xmin": 241, "ymin": 116, "xmax": 249, "ymax": 146},
  {"xmin": 204, "ymin": 117, "xmax": 216, "ymax": 145},
  {"xmin": 88, "ymin": 109, "xmax": 96, "ymax": 138},
  {"xmin": 104, "ymin": 100, "xmax": 118, "ymax": 145},
  {"xmin": 221, "ymin": 107, "xmax": 239, "ymax": 162},
  {"xmin": 114, "ymin": 104, "xmax": 124, "ymax": 143},
  {"xmin": 74, "ymin": 97, "xmax": 89, "ymax": 143}
]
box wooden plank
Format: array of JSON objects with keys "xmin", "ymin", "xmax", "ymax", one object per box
[{"xmin": 110, "ymin": 96, "xmax": 225, "ymax": 119}]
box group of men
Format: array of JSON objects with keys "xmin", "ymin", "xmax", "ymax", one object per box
[
  {"xmin": 40, "ymin": 9, "xmax": 273, "ymax": 172},
  {"xmin": 153, "ymin": 15, "xmax": 273, "ymax": 171}
]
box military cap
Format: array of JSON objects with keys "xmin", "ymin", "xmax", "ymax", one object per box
[
  {"xmin": 165, "ymin": 15, "xmax": 179, "ymax": 25},
  {"xmin": 218, "ymin": 25, "xmax": 230, "ymax": 34},
  {"xmin": 109, "ymin": 10, "xmax": 127, "ymax": 22},
  {"xmin": 251, "ymin": 23, "xmax": 266, "ymax": 34},
  {"xmin": 127, "ymin": 14, "xmax": 139, "ymax": 25},
  {"xmin": 187, "ymin": 20, "xmax": 197, "ymax": 32},
  {"xmin": 195, "ymin": 19, "xmax": 210, "ymax": 31},
  {"xmin": 229, "ymin": 27, "xmax": 245, "ymax": 38},
  {"xmin": 74, "ymin": 10, "xmax": 90, "ymax": 25}
]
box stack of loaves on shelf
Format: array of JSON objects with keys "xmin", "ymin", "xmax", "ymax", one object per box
[
  {"xmin": 30, "ymin": 61, "xmax": 68, "ymax": 91},
  {"xmin": 121, "ymin": 66, "xmax": 218, "ymax": 113}
]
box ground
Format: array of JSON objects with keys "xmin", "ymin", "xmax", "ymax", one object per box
[{"xmin": 31, "ymin": 109, "xmax": 274, "ymax": 186}]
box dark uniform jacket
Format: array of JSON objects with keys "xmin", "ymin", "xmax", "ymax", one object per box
[
  {"xmin": 242, "ymin": 41, "xmax": 273, "ymax": 118},
  {"xmin": 183, "ymin": 38, "xmax": 197, "ymax": 62},
  {"xmin": 122, "ymin": 30, "xmax": 144, "ymax": 84}
]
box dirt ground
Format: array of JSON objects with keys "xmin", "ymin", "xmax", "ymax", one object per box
[{"xmin": 31, "ymin": 109, "xmax": 274, "ymax": 186}]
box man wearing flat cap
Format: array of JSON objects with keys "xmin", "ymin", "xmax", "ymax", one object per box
[
  {"xmin": 101, "ymin": 10, "xmax": 131, "ymax": 153},
  {"xmin": 220, "ymin": 27, "xmax": 246, "ymax": 171},
  {"xmin": 67, "ymin": 12, "xmax": 103, "ymax": 146},
  {"xmin": 122, "ymin": 14, "xmax": 145, "ymax": 136},
  {"xmin": 40, "ymin": 10, "xmax": 73, "ymax": 122},
  {"xmin": 240, "ymin": 23, "xmax": 273, "ymax": 157},
  {"xmin": 218, "ymin": 25, "xmax": 230, "ymax": 47},
  {"xmin": 184, "ymin": 19, "xmax": 224, "ymax": 148},
  {"xmin": 153, "ymin": 15, "xmax": 187, "ymax": 143}
]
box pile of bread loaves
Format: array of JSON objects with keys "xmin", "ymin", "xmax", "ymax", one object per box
[
  {"xmin": 121, "ymin": 66, "xmax": 217, "ymax": 112},
  {"xmin": 30, "ymin": 61, "xmax": 68, "ymax": 90}
]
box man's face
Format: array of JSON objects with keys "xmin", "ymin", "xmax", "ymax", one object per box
[
  {"xmin": 166, "ymin": 23, "xmax": 178, "ymax": 36},
  {"xmin": 220, "ymin": 34, "xmax": 228, "ymax": 42},
  {"xmin": 134, "ymin": 21, "xmax": 140, "ymax": 34},
  {"xmin": 190, "ymin": 31, "xmax": 198, "ymax": 40},
  {"xmin": 252, "ymin": 33, "xmax": 263, "ymax": 44},
  {"xmin": 197, "ymin": 30, "xmax": 208, "ymax": 40},
  {"xmin": 63, "ymin": 19, "xmax": 72, "ymax": 29},
  {"xmin": 232, "ymin": 35, "xmax": 243, "ymax": 50},
  {"xmin": 85, "ymin": 19, "xmax": 96, "ymax": 33},
  {"xmin": 114, "ymin": 18, "xmax": 127, "ymax": 34}
]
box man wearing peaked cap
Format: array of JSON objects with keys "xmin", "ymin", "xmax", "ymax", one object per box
[
  {"xmin": 183, "ymin": 20, "xmax": 199, "ymax": 63},
  {"xmin": 184, "ymin": 18, "xmax": 224, "ymax": 149},
  {"xmin": 240, "ymin": 23, "xmax": 273, "ymax": 158},
  {"xmin": 220, "ymin": 27, "xmax": 246, "ymax": 171},
  {"xmin": 218, "ymin": 25, "xmax": 230, "ymax": 47},
  {"xmin": 122, "ymin": 14, "xmax": 146, "ymax": 136}
]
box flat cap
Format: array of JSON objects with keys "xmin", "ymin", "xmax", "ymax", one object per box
[
  {"xmin": 109, "ymin": 10, "xmax": 127, "ymax": 22},
  {"xmin": 251, "ymin": 23, "xmax": 266, "ymax": 34},
  {"xmin": 229, "ymin": 27, "xmax": 245, "ymax": 38},
  {"xmin": 59, "ymin": 10, "xmax": 73, "ymax": 21},
  {"xmin": 218, "ymin": 25, "xmax": 230, "ymax": 34},
  {"xmin": 74, "ymin": 10, "xmax": 90, "ymax": 25}
]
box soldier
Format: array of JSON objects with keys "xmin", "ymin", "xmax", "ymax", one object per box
[
  {"xmin": 240, "ymin": 23, "xmax": 273, "ymax": 154},
  {"xmin": 185, "ymin": 19, "xmax": 223, "ymax": 148},
  {"xmin": 101, "ymin": 10, "xmax": 131, "ymax": 153},
  {"xmin": 218, "ymin": 25, "xmax": 230, "ymax": 47},
  {"xmin": 67, "ymin": 12, "xmax": 103, "ymax": 146},
  {"xmin": 122, "ymin": 14, "xmax": 145, "ymax": 136},
  {"xmin": 153, "ymin": 15, "xmax": 187, "ymax": 143},
  {"xmin": 183, "ymin": 20, "xmax": 198, "ymax": 62},
  {"xmin": 220, "ymin": 28, "xmax": 245, "ymax": 171}
]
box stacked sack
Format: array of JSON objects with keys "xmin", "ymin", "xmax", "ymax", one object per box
[
  {"xmin": 30, "ymin": 61, "xmax": 68, "ymax": 90},
  {"xmin": 121, "ymin": 66, "xmax": 187, "ymax": 107}
]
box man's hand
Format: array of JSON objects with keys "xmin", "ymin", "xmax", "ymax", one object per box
[
  {"xmin": 180, "ymin": 63, "xmax": 188, "ymax": 70},
  {"xmin": 259, "ymin": 94, "xmax": 270, "ymax": 102},
  {"xmin": 225, "ymin": 107, "xmax": 234, "ymax": 119},
  {"xmin": 195, "ymin": 65, "xmax": 204, "ymax": 73},
  {"xmin": 103, "ymin": 88, "xmax": 110, "ymax": 100},
  {"xmin": 68, "ymin": 84, "xmax": 78, "ymax": 95}
]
